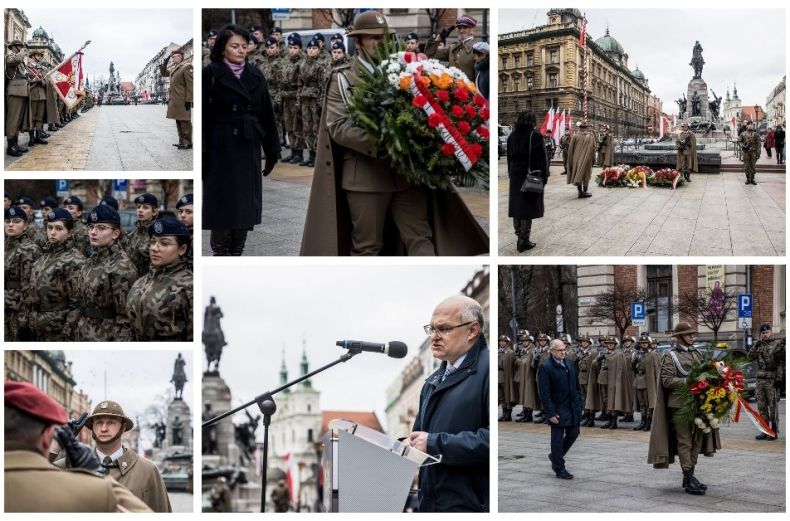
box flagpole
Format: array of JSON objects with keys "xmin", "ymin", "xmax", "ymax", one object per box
[{"xmin": 583, "ymin": 21, "xmax": 589, "ymax": 125}]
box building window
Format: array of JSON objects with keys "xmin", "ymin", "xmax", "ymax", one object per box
[
  {"xmin": 308, "ymin": 429, "xmax": 314, "ymax": 443},
  {"xmin": 514, "ymin": 54, "xmax": 520, "ymax": 68},
  {"xmin": 549, "ymin": 48, "xmax": 559, "ymax": 64},
  {"xmin": 513, "ymin": 77, "xmax": 520, "ymax": 91},
  {"xmin": 647, "ymin": 266, "xmax": 673, "ymax": 333},
  {"xmin": 545, "ymin": 99, "xmax": 553, "ymax": 110},
  {"xmin": 513, "ymin": 100, "xmax": 520, "ymax": 112},
  {"xmin": 501, "ymin": 56, "xmax": 508, "ymax": 69},
  {"xmin": 501, "ymin": 77, "xmax": 508, "ymax": 92},
  {"xmin": 307, "ymin": 403, "xmax": 311, "ymax": 413},
  {"xmin": 527, "ymin": 75, "xmax": 533, "ymax": 90},
  {"xmin": 548, "ymin": 72, "xmax": 558, "ymax": 89},
  {"xmin": 526, "ymin": 52, "xmax": 533, "ymax": 66}
]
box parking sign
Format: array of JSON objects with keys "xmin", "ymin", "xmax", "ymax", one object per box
[
  {"xmin": 631, "ymin": 301, "xmax": 646, "ymax": 327},
  {"xmin": 738, "ymin": 294, "xmax": 752, "ymax": 329}
]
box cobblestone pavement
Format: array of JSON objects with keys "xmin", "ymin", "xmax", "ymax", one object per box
[
  {"xmin": 169, "ymin": 491, "xmax": 193, "ymax": 513},
  {"xmin": 498, "ymin": 400, "xmax": 785, "ymax": 512},
  {"xmin": 5, "ymin": 105, "xmax": 192, "ymax": 171},
  {"xmin": 498, "ymin": 158, "xmax": 785, "ymax": 257},
  {"xmin": 202, "ymin": 155, "xmax": 489, "ymax": 256}
]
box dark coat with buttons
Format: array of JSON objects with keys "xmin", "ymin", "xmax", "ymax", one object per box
[
  {"xmin": 538, "ymin": 356, "xmax": 583, "ymax": 428},
  {"xmin": 202, "ymin": 60, "xmax": 281, "ymax": 230},
  {"xmin": 413, "ymin": 336, "xmax": 489, "ymax": 512}
]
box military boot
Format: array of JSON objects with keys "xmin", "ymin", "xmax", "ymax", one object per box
[
  {"xmin": 689, "ymin": 467, "xmax": 707, "ymax": 490},
  {"xmin": 27, "ymin": 131, "xmax": 36, "ymax": 148},
  {"xmin": 756, "ymin": 431, "xmax": 771, "ymax": 440},
  {"xmin": 210, "ymin": 229, "xmax": 231, "ymax": 256},
  {"xmin": 682, "ymin": 470, "xmax": 705, "ymax": 495},
  {"xmin": 523, "ymin": 408, "xmax": 534, "ymax": 422},
  {"xmin": 633, "ymin": 418, "xmax": 646, "ymax": 431},
  {"xmin": 14, "ymin": 137, "xmax": 28, "ymax": 153},
  {"xmin": 767, "ymin": 422, "xmax": 778, "ymax": 440},
  {"xmin": 622, "ymin": 414, "xmax": 634, "ymax": 423},
  {"xmin": 39, "ymin": 129, "xmax": 50, "ymax": 139},
  {"xmin": 6, "ymin": 138, "xmax": 23, "ymax": 157},
  {"xmin": 745, "ymin": 174, "xmax": 751, "ymax": 185},
  {"xmin": 643, "ymin": 417, "xmax": 652, "ymax": 431},
  {"xmin": 498, "ymin": 408, "xmax": 511, "ymax": 422},
  {"xmin": 600, "ymin": 416, "xmax": 612, "ymax": 429},
  {"xmin": 607, "ymin": 416, "xmax": 618, "ymax": 429},
  {"xmin": 750, "ymin": 174, "xmax": 758, "ymax": 186},
  {"xmin": 228, "ymin": 230, "xmax": 248, "ymax": 256},
  {"xmin": 288, "ymin": 149, "xmax": 304, "ymax": 164},
  {"xmin": 304, "ymin": 150, "xmax": 316, "ymax": 167},
  {"xmin": 34, "ymin": 130, "xmax": 48, "ymax": 145}
]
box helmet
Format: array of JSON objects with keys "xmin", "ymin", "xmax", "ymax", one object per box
[
  {"xmin": 346, "ymin": 11, "xmax": 396, "ymax": 36},
  {"xmin": 84, "ymin": 400, "xmax": 134, "ymax": 432},
  {"xmin": 498, "ymin": 334, "xmax": 511, "ymax": 344}
]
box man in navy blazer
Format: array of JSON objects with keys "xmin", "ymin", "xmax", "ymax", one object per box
[
  {"xmin": 409, "ymin": 295, "xmax": 489, "ymax": 512},
  {"xmin": 538, "ymin": 338, "xmax": 583, "ymax": 479}
]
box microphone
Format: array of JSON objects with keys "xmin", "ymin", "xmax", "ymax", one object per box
[{"xmin": 336, "ymin": 340, "xmax": 408, "ymax": 359}]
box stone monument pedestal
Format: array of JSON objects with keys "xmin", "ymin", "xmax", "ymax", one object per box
[
  {"xmin": 166, "ymin": 399, "xmax": 192, "ymax": 451},
  {"xmin": 202, "ymin": 372, "xmax": 234, "ymax": 461}
]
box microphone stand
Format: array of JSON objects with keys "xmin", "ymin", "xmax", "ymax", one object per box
[{"xmin": 202, "ymin": 351, "xmax": 361, "ymax": 513}]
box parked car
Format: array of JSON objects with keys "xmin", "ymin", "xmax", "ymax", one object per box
[
  {"xmin": 160, "ymin": 451, "xmax": 193, "ymax": 492},
  {"xmin": 498, "ymin": 125, "xmax": 512, "ymax": 159}
]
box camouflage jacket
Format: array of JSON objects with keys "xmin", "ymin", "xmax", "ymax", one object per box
[
  {"xmin": 739, "ymin": 129, "xmax": 761, "ymax": 154},
  {"xmin": 75, "ymin": 241, "xmax": 138, "ymax": 341},
  {"xmin": 25, "ymin": 222, "xmax": 49, "ymax": 250},
  {"xmin": 72, "ymin": 219, "xmax": 91, "ymax": 257},
  {"xmin": 125, "ymin": 218, "xmax": 154, "ymax": 277},
  {"xmin": 126, "ymin": 259, "xmax": 192, "ymax": 341},
  {"xmin": 280, "ymin": 54, "xmax": 303, "ymax": 98},
  {"xmin": 749, "ymin": 338, "xmax": 786, "ymax": 378},
  {"xmin": 247, "ymin": 48, "xmax": 265, "ymax": 69},
  {"xmin": 5, "ymin": 230, "xmax": 41, "ymax": 320},
  {"xmin": 259, "ymin": 54, "xmax": 283, "ymax": 104},
  {"xmin": 28, "ymin": 238, "xmax": 83, "ymax": 340},
  {"xmin": 297, "ymin": 55, "xmax": 326, "ymax": 100},
  {"xmin": 559, "ymin": 133, "xmax": 571, "ymax": 151},
  {"xmin": 202, "ymin": 46, "xmax": 211, "ymax": 68}
]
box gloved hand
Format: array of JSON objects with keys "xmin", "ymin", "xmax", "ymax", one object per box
[
  {"xmin": 439, "ymin": 26, "xmax": 455, "ymax": 40},
  {"xmin": 55, "ymin": 425, "xmax": 102, "ymax": 473},
  {"xmin": 263, "ymin": 156, "xmax": 278, "ymax": 176},
  {"xmin": 184, "ymin": 101, "xmax": 193, "ymax": 110},
  {"xmin": 66, "ymin": 412, "xmax": 89, "ymax": 437}
]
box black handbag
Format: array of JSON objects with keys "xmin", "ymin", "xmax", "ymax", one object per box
[{"xmin": 520, "ymin": 131, "xmax": 545, "ymax": 193}]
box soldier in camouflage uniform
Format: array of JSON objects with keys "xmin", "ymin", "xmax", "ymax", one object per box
[
  {"xmin": 176, "ymin": 193, "xmax": 193, "ymax": 269},
  {"xmin": 15, "ymin": 197, "xmax": 47, "ymax": 250},
  {"xmin": 559, "ymin": 125, "xmax": 571, "ymax": 175},
  {"xmin": 63, "ymin": 195, "xmax": 90, "ymax": 257},
  {"xmin": 749, "ymin": 323, "xmax": 785, "ymax": 440},
  {"xmin": 28, "ymin": 208, "xmax": 82, "ymax": 341},
  {"xmin": 260, "ymin": 37, "xmax": 286, "ymax": 147},
  {"xmin": 5, "ymin": 206, "xmax": 42, "ymax": 340},
  {"xmin": 738, "ymin": 120, "xmax": 761, "ymax": 185},
  {"xmin": 125, "ymin": 193, "xmax": 160, "ymax": 277},
  {"xmin": 75, "ymin": 205, "xmax": 137, "ymax": 341},
  {"xmin": 297, "ymin": 38, "xmax": 326, "ymax": 168},
  {"xmin": 203, "ymin": 30, "xmax": 217, "ymax": 68},
  {"xmin": 280, "ymin": 34, "xmax": 305, "ymax": 164},
  {"xmin": 246, "ymin": 27, "xmax": 265, "ymax": 68},
  {"xmin": 126, "ymin": 217, "xmax": 193, "ymax": 341},
  {"xmin": 331, "ymin": 40, "xmax": 349, "ymax": 67}
]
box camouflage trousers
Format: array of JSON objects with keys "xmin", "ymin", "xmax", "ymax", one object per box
[
  {"xmin": 282, "ymin": 96, "xmax": 305, "ymax": 150},
  {"xmin": 743, "ymin": 152, "xmax": 758, "ymax": 175},
  {"xmin": 756, "ymin": 378, "xmax": 779, "ymax": 424},
  {"xmin": 300, "ymin": 97, "xmax": 320, "ymax": 153},
  {"xmin": 634, "ymin": 388, "xmax": 650, "ymax": 417}
]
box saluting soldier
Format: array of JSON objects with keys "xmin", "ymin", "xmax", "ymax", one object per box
[
  {"xmin": 498, "ymin": 335, "xmax": 517, "ymax": 421},
  {"xmin": 596, "ymin": 125, "xmax": 614, "ymax": 168},
  {"xmin": 125, "ymin": 193, "xmax": 160, "ymax": 277},
  {"xmin": 280, "ymin": 34, "xmax": 305, "ymax": 164},
  {"xmin": 5, "ymin": 40, "xmax": 31, "ymax": 157},
  {"xmin": 738, "ymin": 120, "xmax": 761, "ymax": 185},
  {"xmin": 126, "ymin": 217, "xmax": 193, "ymax": 341},
  {"xmin": 28, "ymin": 208, "xmax": 83, "ymax": 341},
  {"xmin": 75, "ymin": 205, "xmax": 137, "ymax": 341},
  {"xmin": 5, "ymin": 206, "xmax": 42, "ymax": 341},
  {"xmin": 160, "ymin": 49, "xmax": 193, "ymax": 150},
  {"xmin": 297, "ymin": 37, "xmax": 327, "ymax": 168},
  {"xmin": 425, "ymin": 15, "xmax": 479, "ymax": 81},
  {"xmin": 63, "ymin": 195, "xmax": 90, "ymax": 257},
  {"xmin": 749, "ymin": 323, "xmax": 785, "ymax": 440},
  {"xmin": 567, "ymin": 121, "xmax": 596, "ymax": 198},
  {"xmin": 176, "ymin": 193, "xmax": 194, "ymax": 268},
  {"xmin": 676, "ymin": 122, "xmax": 698, "ymax": 183},
  {"xmin": 16, "ymin": 196, "xmax": 48, "ymax": 249}
]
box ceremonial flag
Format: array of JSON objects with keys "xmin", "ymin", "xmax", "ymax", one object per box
[
  {"xmin": 284, "ymin": 452, "xmax": 298, "ymax": 503},
  {"xmin": 659, "ymin": 116, "xmax": 667, "ymax": 140},
  {"xmin": 553, "ymin": 109, "xmax": 565, "ymax": 144},
  {"xmin": 46, "ymin": 41, "xmax": 91, "ymax": 110},
  {"xmin": 567, "ymin": 112, "xmax": 572, "ymax": 133}
]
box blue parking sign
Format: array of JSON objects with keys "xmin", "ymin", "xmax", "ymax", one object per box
[
  {"xmin": 631, "ymin": 301, "xmax": 645, "ymax": 326},
  {"xmin": 738, "ymin": 294, "xmax": 752, "ymax": 318},
  {"xmin": 55, "ymin": 179, "xmax": 69, "ymax": 193}
]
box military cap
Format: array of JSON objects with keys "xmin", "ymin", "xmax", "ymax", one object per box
[
  {"xmin": 347, "ymin": 11, "xmax": 396, "ymax": 36},
  {"xmin": 16, "ymin": 196, "xmax": 35, "ymax": 207},
  {"xmin": 207, "ymin": 29, "xmax": 218, "ymax": 38},
  {"xmin": 315, "ymin": 32, "xmax": 325, "ymax": 40},
  {"xmin": 63, "ymin": 195, "xmax": 83, "ymax": 209},
  {"xmin": 536, "ymin": 332, "xmax": 551, "ymax": 341},
  {"xmin": 170, "ymin": 49, "xmax": 184, "ymax": 57},
  {"xmin": 249, "ymin": 25, "xmax": 262, "ymax": 33},
  {"xmin": 7, "ymin": 40, "xmax": 26, "ymax": 49},
  {"xmin": 670, "ymin": 322, "xmax": 697, "ymax": 337},
  {"xmin": 405, "ymin": 32, "xmax": 419, "ymax": 42},
  {"xmin": 456, "ymin": 15, "xmax": 477, "ymax": 28},
  {"xmin": 576, "ymin": 334, "xmax": 592, "ymax": 344},
  {"xmin": 176, "ymin": 193, "xmax": 193, "ymax": 209},
  {"xmin": 40, "ymin": 196, "xmax": 59, "ymax": 209},
  {"xmin": 330, "ymin": 32, "xmax": 343, "ymax": 42},
  {"xmin": 517, "ymin": 329, "xmax": 531, "ymax": 341},
  {"xmin": 5, "ymin": 206, "xmax": 28, "ymax": 220},
  {"xmin": 264, "ymin": 36, "xmax": 278, "ymax": 47},
  {"xmin": 100, "ymin": 195, "xmax": 119, "ymax": 210},
  {"xmin": 307, "ymin": 37, "xmax": 320, "ymax": 49},
  {"xmin": 45, "ymin": 208, "xmax": 74, "ymax": 223},
  {"xmin": 287, "ymin": 35, "xmax": 303, "ymax": 48},
  {"xmin": 637, "ymin": 335, "xmax": 651, "ymax": 344},
  {"xmin": 134, "ymin": 193, "xmax": 159, "ymax": 208},
  {"xmin": 498, "ymin": 334, "xmax": 511, "ymax": 343},
  {"xmin": 148, "ymin": 216, "xmax": 189, "ymax": 237},
  {"xmin": 272, "ymin": 27, "xmax": 283, "ymax": 34},
  {"xmin": 5, "ymin": 381, "xmax": 67, "ymax": 425},
  {"xmin": 85, "ymin": 401, "xmax": 134, "ymax": 431},
  {"xmin": 472, "ymin": 41, "xmax": 490, "ymax": 55},
  {"xmin": 331, "ymin": 41, "xmax": 346, "ymax": 52},
  {"xmin": 288, "ymin": 32, "xmax": 302, "ymax": 41},
  {"xmin": 760, "ymin": 323, "xmax": 771, "ymax": 332},
  {"xmin": 87, "ymin": 205, "xmax": 121, "ymax": 226}
]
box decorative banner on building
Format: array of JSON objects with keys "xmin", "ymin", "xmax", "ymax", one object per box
[
  {"xmin": 46, "ymin": 40, "xmax": 91, "ymax": 110},
  {"xmin": 705, "ymin": 265, "xmax": 725, "ymax": 291}
]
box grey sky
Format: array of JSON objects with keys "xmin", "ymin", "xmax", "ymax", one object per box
[
  {"xmin": 202, "ymin": 265, "xmax": 485, "ymax": 430},
  {"xmin": 22, "ymin": 9, "xmax": 192, "ymax": 84},
  {"xmin": 65, "ymin": 350, "xmax": 193, "ymax": 449},
  {"xmin": 499, "ymin": 9, "xmax": 786, "ymax": 114}
]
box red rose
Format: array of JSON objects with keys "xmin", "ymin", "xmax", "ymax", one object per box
[
  {"xmin": 470, "ymin": 143, "xmax": 483, "ymax": 156},
  {"xmin": 404, "ymin": 51, "xmax": 416, "ymax": 63},
  {"xmin": 451, "ymin": 105, "xmax": 465, "ymax": 118},
  {"xmin": 477, "ymin": 126, "xmax": 490, "ymax": 139},
  {"xmin": 473, "ymin": 94, "xmax": 486, "ymax": 106},
  {"xmin": 413, "ymin": 95, "xmax": 428, "ymax": 108},
  {"xmin": 481, "ymin": 106, "xmax": 490, "ymax": 119},
  {"xmin": 441, "ymin": 143, "xmax": 455, "ymax": 156},
  {"xmin": 689, "ymin": 379, "xmax": 709, "ymax": 395},
  {"xmin": 458, "ymin": 121, "xmax": 471, "ymax": 134},
  {"xmin": 453, "ymin": 87, "xmax": 470, "ymax": 102},
  {"xmin": 465, "ymin": 105, "xmax": 477, "ymax": 118},
  {"xmin": 436, "ymin": 90, "xmax": 450, "ymax": 103},
  {"xmin": 428, "ymin": 113, "xmax": 443, "ymax": 128}
]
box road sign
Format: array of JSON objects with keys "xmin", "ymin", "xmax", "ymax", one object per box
[
  {"xmin": 738, "ymin": 294, "xmax": 752, "ymax": 318},
  {"xmin": 272, "ymin": 8, "xmax": 290, "ymax": 21},
  {"xmin": 631, "ymin": 301, "xmax": 646, "ymax": 327},
  {"xmin": 113, "ymin": 179, "xmax": 127, "ymax": 192},
  {"xmin": 55, "ymin": 179, "xmax": 69, "ymax": 196},
  {"xmin": 739, "ymin": 317, "xmax": 753, "ymax": 329}
]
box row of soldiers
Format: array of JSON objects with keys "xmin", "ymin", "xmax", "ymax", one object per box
[
  {"xmin": 5, "ymin": 40, "xmax": 86, "ymax": 157},
  {"xmin": 4, "ymin": 192, "xmax": 193, "ymax": 342},
  {"xmin": 499, "ymin": 331, "xmax": 662, "ymax": 430}
]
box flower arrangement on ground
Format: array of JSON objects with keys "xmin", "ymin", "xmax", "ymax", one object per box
[
  {"xmin": 595, "ymin": 164, "xmax": 630, "ymax": 186},
  {"xmin": 625, "ymin": 165, "xmax": 653, "ymax": 188},
  {"xmin": 347, "ymin": 41, "xmax": 489, "ymax": 191},
  {"xmin": 648, "ymin": 168, "xmax": 684, "ymax": 189}
]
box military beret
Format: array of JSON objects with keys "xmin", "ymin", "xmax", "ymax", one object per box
[
  {"xmin": 287, "ymin": 35, "xmax": 303, "ymax": 47},
  {"xmin": 456, "ymin": 15, "xmax": 477, "ymax": 28},
  {"xmin": 405, "ymin": 32, "xmax": 419, "ymax": 41},
  {"xmin": 100, "ymin": 195, "xmax": 119, "ymax": 210},
  {"xmin": 134, "ymin": 193, "xmax": 159, "ymax": 207},
  {"xmin": 45, "ymin": 208, "xmax": 73, "ymax": 222},
  {"xmin": 315, "ymin": 32, "xmax": 324, "ymax": 40},
  {"xmin": 207, "ymin": 29, "xmax": 218, "ymax": 38},
  {"xmin": 249, "ymin": 25, "xmax": 262, "ymax": 32},
  {"xmin": 330, "ymin": 32, "xmax": 343, "ymax": 42},
  {"xmin": 288, "ymin": 32, "xmax": 302, "ymax": 41},
  {"xmin": 87, "ymin": 205, "xmax": 121, "ymax": 225},
  {"xmin": 760, "ymin": 323, "xmax": 771, "ymax": 332},
  {"xmin": 273, "ymin": 27, "xmax": 282, "ymax": 34},
  {"xmin": 331, "ymin": 41, "xmax": 346, "ymax": 52},
  {"xmin": 63, "ymin": 195, "xmax": 83, "ymax": 209},
  {"xmin": 307, "ymin": 37, "xmax": 320, "ymax": 49},
  {"xmin": 5, "ymin": 206, "xmax": 28, "ymax": 220},
  {"xmin": 16, "ymin": 196, "xmax": 34, "ymax": 206},
  {"xmin": 264, "ymin": 36, "xmax": 278, "ymax": 47},
  {"xmin": 4, "ymin": 192, "xmax": 9, "ymax": 198},
  {"xmin": 176, "ymin": 193, "xmax": 193, "ymax": 209},
  {"xmin": 148, "ymin": 216, "xmax": 190, "ymax": 237},
  {"xmin": 5, "ymin": 381, "xmax": 67, "ymax": 425},
  {"xmin": 40, "ymin": 196, "xmax": 59, "ymax": 209}
]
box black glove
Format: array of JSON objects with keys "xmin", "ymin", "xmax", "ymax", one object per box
[
  {"xmin": 65, "ymin": 412, "xmax": 89, "ymax": 437},
  {"xmin": 185, "ymin": 101, "xmax": 193, "ymax": 110},
  {"xmin": 55, "ymin": 425, "xmax": 102, "ymax": 473},
  {"xmin": 439, "ymin": 26, "xmax": 455, "ymax": 40},
  {"xmin": 263, "ymin": 156, "xmax": 278, "ymax": 176},
  {"xmin": 164, "ymin": 55, "xmax": 171, "ymax": 65}
]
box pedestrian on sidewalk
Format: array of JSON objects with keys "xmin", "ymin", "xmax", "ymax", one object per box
[
  {"xmin": 538, "ymin": 338, "xmax": 583, "ymax": 480},
  {"xmin": 567, "ymin": 121, "xmax": 595, "ymax": 198},
  {"xmin": 764, "ymin": 127, "xmax": 775, "ymax": 158},
  {"xmin": 774, "ymin": 124, "xmax": 785, "ymax": 164},
  {"xmin": 738, "ymin": 121, "xmax": 761, "ymax": 185}
]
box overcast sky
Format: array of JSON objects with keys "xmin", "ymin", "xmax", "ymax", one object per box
[
  {"xmin": 22, "ymin": 9, "xmax": 192, "ymax": 84},
  {"xmin": 499, "ymin": 9, "xmax": 786, "ymax": 114},
  {"xmin": 202, "ymin": 265, "xmax": 485, "ymax": 432},
  {"xmin": 66, "ymin": 350, "xmax": 193, "ymax": 450}
]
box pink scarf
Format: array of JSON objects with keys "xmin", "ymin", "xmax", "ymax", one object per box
[{"xmin": 223, "ymin": 58, "xmax": 244, "ymax": 79}]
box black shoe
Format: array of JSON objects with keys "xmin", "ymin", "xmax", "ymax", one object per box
[
  {"xmin": 178, "ymin": 144, "xmax": 193, "ymax": 150},
  {"xmin": 623, "ymin": 414, "xmax": 634, "ymax": 423},
  {"xmin": 607, "ymin": 417, "xmax": 618, "ymax": 429},
  {"xmin": 750, "ymin": 178, "xmax": 757, "ymax": 185},
  {"xmin": 745, "ymin": 176, "xmax": 751, "ymax": 185},
  {"xmin": 47, "ymin": 125, "xmax": 59, "ymax": 132},
  {"xmin": 643, "ymin": 418, "xmax": 652, "ymax": 431},
  {"xmin": 34, "ymin": 131, "xmax": 48, "ymax": 145},
  {"xmin": 683, "ymin": 470, "xmax": 705, "ymax": 495},
  {"xmin": 6, "ymin": 139, "xmax": 23, "ymax": 157},
  {"xmin": 756, "ymin": 432, "xmax": 770, "ymax": 440},
  {"xmin": 690, "ymin": 467, "xmax": 707, "ymax": 491},
  {"xmin": 634, "ymin": 420, "xmax": 646, "ymax": 431},
  {"xmin": 517, "ymin": 238, "xmax": 536, "ymax": 252},
  {"xmin": 39, "ymin": 130, "xmax": 50, "ymax": 139},
  {"xmin": 555, "ymin": 469, "xmax": 573, "ymax": 480},
  {"xmin": 172, "ymin": 143, "xmax": 182, "ymax": 147},
  {"xmin": 523, "ymin": 410, "xmax": 533, "ymax": 423}
]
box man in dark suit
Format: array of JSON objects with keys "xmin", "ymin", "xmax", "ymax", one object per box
[
  {"xmin": 538, "ymin": 338, "xmax": 583, "ymax": 479},
  {"xmin": 409, "ymin": 295, "xmax": 489, "ymax": 512}
]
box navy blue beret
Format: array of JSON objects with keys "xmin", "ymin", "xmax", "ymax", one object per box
[
  {"xmin": 134, "ymin": 193, "xmax": 159, "ymax": 207},
  {"xmin": 63, "ymin": 195, "xmax": 83, "ymax": 209},
  {"xmin": 331, "ymin": 41, "xmax": 346, "ymax": 52},
  {"xmin": 100, "ymin": 195, "xmax": 119, "ymax": 210},
  {"xmin": 40, "ymin": 196, "xmax": 59, "ymax": 209},
  {"xmin": 148, "ymin": 216, "xmax": 190, "ymax": 237},
  {"xmin": 5, "ymin": 206, "xmax": 28, "ymax": 220},
  {"xmin": 86, "ymin": 205, "xmax": 120, "ymax": 225},
  {"xmin": 45, "ymin": 208, "xmax": 73, "ymax": 222},
  {"xmin": 176, "ymin": 193, "xmax": 193, "ymax": 209},
  {"xmin": 16, "ymin": 196, "xmax": 34, "ymax": 206}
]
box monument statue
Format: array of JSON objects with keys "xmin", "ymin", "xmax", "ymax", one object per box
[
  {"xmin": 202, "ymin": 402, "xmax": 219, "ymax": 455},
  {"xmin": 234, "ymin": 410, "xmax": 260, "ymax": 466},
  {"xmin": 691, "ymin": 91, "xmax": 702, "ymax": 117},
  {"xmin": 690, "ymin": 41, "xmax": 704, "ymax": 78},
  {"xmin": 203, "ymin": 297, "xmax": 228, "ymax": 374},
  {"xmin": 172, "ymin": 415, "xmax": 184, "ymax": 446},
  {"xmin": 676, "ymin": 94, "xmax": 687, "ymax": 119},
  {"xmin": 709, "ymin": 90, "xmax": 722, "ymax": 119},
  {"xmin": 153, "ymin": 421, "xmax": 166, "ymax": 449},
  {"xmin": 171, "ymin": 353, "xmax": 187, "ymax": 400}
]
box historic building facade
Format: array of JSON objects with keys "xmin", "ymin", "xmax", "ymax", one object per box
[
  {"xmin": 766, "ymin": 75, "xmax": 786, "ymax": 128},
  {"xmin": 499, "ymin": 9, "xmax": 653, "ymax": 138}
]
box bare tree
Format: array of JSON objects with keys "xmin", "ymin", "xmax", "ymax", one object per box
[
  {"xmin": 158, "ymin": 180, "xmax": 181, "ymax": 210},
  {"xmin": 316, "ymin": 9, "xmax": 357, "ymax": 29},
  {"xmin": 586, "ymin": 285, "xmax": 650, "ymax": 340},
  {"xmin": 142, "ymin": 389, "xmax": 174, "ymax": 433},
  {"xmin": 423, "ymin": 9, "xmax": 449, "ymax": 37},
  {"xmin": 676, "ymin": 285, "xmax": 739, "ymax": 343}
]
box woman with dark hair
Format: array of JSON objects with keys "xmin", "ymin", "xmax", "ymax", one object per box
[
  {"xmin": 203, "ymin": 24, "xmax": 281, "ymax": 255},
  {"xmin": 507, "ymin": 111, "xmax": 549, "ymax": 252}
]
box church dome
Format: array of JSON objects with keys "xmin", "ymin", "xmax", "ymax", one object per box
[
  {"xmin": 596, "ymin": 28, "xmax": 624, "ymax": 57},
  {"xmin": 32, "ymin": 26, "xmax": 49, "ymax": 40},
  {"xmin": 631, "ymin": 67, "xmax": 646, "ymax": 82}
]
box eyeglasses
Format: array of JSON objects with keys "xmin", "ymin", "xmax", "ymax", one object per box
[
  {"xmin": 423, "ymin": 321, "xmax": 474, "ymax": 336},
  {"xmin": 87, "ymin": 224, "xmax": 115, "ymax": 233}
]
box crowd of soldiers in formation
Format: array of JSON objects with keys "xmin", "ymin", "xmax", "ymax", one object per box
[
  {"xmin": 5, "ymin": 40, "xmax": 92, "ymax": 157},
  {"xmin": 4, "ymin": 192, "xmax": 193, "ymax": 342},
  {"xmin": 498, "ymin": 331, "xmax": 663, "ymax": 431}
]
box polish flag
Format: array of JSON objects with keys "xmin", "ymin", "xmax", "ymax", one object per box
[
  {"xmin": 579, "ymin": 16, "xmax": 587, "ymax": 47},
  {"xmin": 566, "ymin": 113, "xmax": 572, "ymax": 133},
  {"xmin": 284, "ymin": 452, "xmax": 298, "ymax": 503},
  {"xmin": 47, "ymin": 51, "xmax": 84, "ymax": 110},
  {"xmin": 731, "ymin": 116, "xmax": 737, "ymax": 133},
  {"xmin": 658, "ymin": 116, "xmax": 668, "ymax": 140},
  {"xmin": 553, "ymin": 109, "xmax": 565, "ymax": 144}
]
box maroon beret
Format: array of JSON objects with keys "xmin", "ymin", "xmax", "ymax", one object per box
[{"xmin": 4, "ymin": 381, "xmax": 67, "ymax": 424}]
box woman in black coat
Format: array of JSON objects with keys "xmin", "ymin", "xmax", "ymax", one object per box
[
  {"xmin": 203, "ymin": 24, "xmax": 281, "ymax": 255},
  {"xmin": 507, "ymin": 111, "xmax": 549, "ymax": 252}
]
